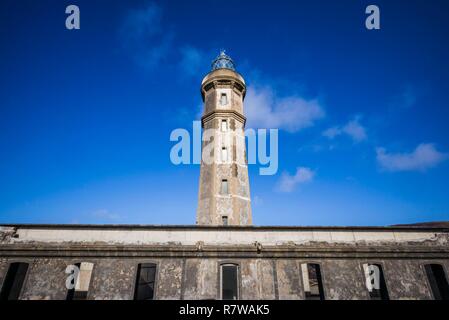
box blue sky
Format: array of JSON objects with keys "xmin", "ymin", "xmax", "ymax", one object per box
[{"xmin": 0, "ymin": 0, "xmax": 448, "ymax": 226}]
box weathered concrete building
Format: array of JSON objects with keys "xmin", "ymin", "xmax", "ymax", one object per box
[{"xmin": 0, "ymin": 52, "xmax": 448, "ymax": 300}]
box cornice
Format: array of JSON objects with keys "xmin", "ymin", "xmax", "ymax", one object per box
[{"xmin": 201, "ymin": 110, "xmax": 246, "ymax": 127}]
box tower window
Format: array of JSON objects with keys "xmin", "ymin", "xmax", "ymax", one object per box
[
  {"xmin": 220, "ymin": 93, "xmax": 228, "ymax": 106},
  {"xmin": 0, "ymin": 262, "xmax": 29, "ymax": 300},
  {"xmin": 363, "ymin": 263, "xmax": 389, "ymax": 300},
  {"xmin": 221, "ymin": 264, "xmax": 239, "ymax": 300},
  {"xmin": 221, "ymin": 179, "xmax": 228, "ymax": 194},
  {"xmin": 221, "ymin": 119, "xmax": 228, "ymax": 132},
  {"xmin": 221, "ymin": 147, "xmax": 228, "ymax": 162},
  {"xmin": 222, "ymin": 216, "xmax": 228, "ymax": 226},
  {"xmin": 66, "ymin": 262, "xmax": 94, "ymax": 300},
  {"xmin": 301, "ymin": 263, "xmax": 325, "ymax": 300},
  {"xmin": 134, "ymin": 263, "xmax": 157, "ymax": 300},
  {"xmin": 425, "ymin": 264, "xmax": 449, "ymax": 300}
]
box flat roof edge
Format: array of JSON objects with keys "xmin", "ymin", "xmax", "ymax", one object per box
[{"xmin": 1, "ymin": 223, "xmax": 449, "ymax": 233}]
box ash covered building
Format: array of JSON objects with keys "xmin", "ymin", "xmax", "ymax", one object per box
[{"xmin": 1, "ymin": 52, "xmax": 449, "ymax": 300}]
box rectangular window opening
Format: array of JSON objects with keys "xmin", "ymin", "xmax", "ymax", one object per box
[
  {"xmin": 425, "ymin": 264, "xmax": 449, "ymax": 300},
  {"xmin": 221, "ymin": 179, "xmax": 228, "ymax": 194},
  {"xmin": 0, "ymin": 262, "xmax": 29, "ymax": 300},
  {"xmin": 221, "ymin": 120, "xmax": 227, "ymax": 132},
  {"xmin": 221, "ymin": 264, "xmax": 238, "ymax": 300},
  {"xmin": 221, "ymin": 147, "xmax": 228, "ymax": 162},
  {"xmin": 220, "ymin": 93, "xmax": 228, "ymax": 106},
  {"xmin": 301, "ymin": 263, "xmax": 325, "ymax": 300},
  {"xmin": 134, "ymin": 263, "xmax": 156, "ymax": 300},
  {"xmin": 222, "ymin": 216, "xmax": 228, "ymax": 226}
]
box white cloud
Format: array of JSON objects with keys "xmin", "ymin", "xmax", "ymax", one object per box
[
  {"xmin": 277, "ymin": 167, "xmax": 315, "ymax": 192},
  {"xmin": 245, "ymin": 86, "xmax": 325, "ymax": 132},
  {"xmin": 376, "ymin": 143, "xmax": 448, "ymax": 172},
  {"xmin": 322, "ymin": 126, "xmax": 341, "ymax": 139},
  {"xmin": 91, "ymin": 209, "xmax": 121, "ymax": 221},
  {"xmin": 342, "ymin": 118, "xmax": 367, "ymax": 142},
  {"xmin": 322, "ymin": 117, "xmax": 367, "ymax": 143}
]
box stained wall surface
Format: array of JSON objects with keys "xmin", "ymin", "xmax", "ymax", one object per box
[{"xmin": 1, "ymin": 225, "xmax": 448, "ymax": 300}]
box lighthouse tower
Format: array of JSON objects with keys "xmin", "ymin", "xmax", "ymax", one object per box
[{"xmin": 196, "ymin": 51, "xmax": 252, "ymax": 226}]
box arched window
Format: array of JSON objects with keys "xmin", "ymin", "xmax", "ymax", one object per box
[
  {"xmin": 0, "ymin": 262, "xmax": 29, "ymax": 300},
  {"xmin": 134, "ymin": 263, "xmax": 157, "ymax": 300},
  {"xmin": 66, "ymin": 262, "xmax": 94, "ymax": 300},
  {"xmin": 301, "ymin": 263, "xmax": 325, "ymax": 300},
  {"xmin": 220, "ymin": 264, "xmax": 239, "ymax": 300},
  {"xmin": 425, "ymin": 264, "xmax": 449, "ymax": 300}
]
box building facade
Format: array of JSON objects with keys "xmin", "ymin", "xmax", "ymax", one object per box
[
  {"xmin": 0, "ymin": 224, "xmax": 449, "ymax": 300},
  {"xmin": 0, "ymin": 52, "xmax": 448, "ymax": 300}
]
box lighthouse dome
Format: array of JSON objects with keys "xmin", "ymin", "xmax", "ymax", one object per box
[{"xmin": 211, "ymin": 50, "xmax": 236, "ymax": 71}]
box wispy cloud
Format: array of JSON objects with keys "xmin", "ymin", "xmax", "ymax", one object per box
[
  {"xmin": 122, "ymin": 3, "xmax": 162, "ymax": 40},
  {"xmin": 277, "ymin": 167, "xmax": 315, "ymax": 192},
  {"xmin": 120, "ymin": 4, "xmax": 214, "ymax": 78},
  {"xmin": 179, "ymin": 46, "xmax": 206, "ymax": 77},
  {"xmin": 120, "ymin": 2, "xmax": 173, "ymax": 70},
  {"xmin": 91, "ymin": 209, "xmax": 122, "ymax": 222},
  {"xmin": 322, "ymin": 126, "xmax": 341, "ymax": 139},
  {"xmin": 245, "ymin": 86, "xmax": 325, "ymax": 132},
  {"xmin": 400, "ymin": 87, "xmax": 417, "ymax": 109},
  {"xmin": 322, "ymin": 116, "xmax": 367, "ymax": 143},
  {"xmin": 253, "ymin": 195, "xmax": 263, "ymax": 206},
  {"xmin": 376, "ymin": 143, "xmax": 448, "ymax": 172},
  {"xmin": 391, "ymin": 86, "xmax": 417, "ymax": 110}
]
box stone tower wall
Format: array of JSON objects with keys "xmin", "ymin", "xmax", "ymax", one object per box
[{"xmin": 197, "ymin": 69, "xmax": 252, "ymax": 226}]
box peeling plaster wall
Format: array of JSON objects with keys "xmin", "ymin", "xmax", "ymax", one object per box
[
  {"xmin": 157, "ymin": 259, "xmax": 183, "ymax": 300},
  {"xmin": 0, "ymin": 256, "xmax": 447, "ymax": 300},
  {"xmin": 21, "ymin": 258, "xmax": 70, "ymax": 300},
  {"xmin": 89, "ymin": 259, "xmax": 136, "ymax": 300},
  {"xmin": 183, "ymin": 259, "xmax": 217, "ymax": 299},
  {"xmin": 276, "ymin": 260, "xmax": 304, "ymax": 300},
  {"xmin": 240, "ymin": 259, "xmax": 276, "ymax": 299},
  {"xmin": 382, "ymin": 260, "xmax": 433, "ymax": 300},
  {"xmin": 320, "ymin": 260, "xmax": 368, "ymax": 300},
  {"xmin": 6, "ymin": 227, "xmax": 448, "ymax": 246},
  {"xmin": 1, "ymin": 226, "xmax": 448, "ymax": 300}
]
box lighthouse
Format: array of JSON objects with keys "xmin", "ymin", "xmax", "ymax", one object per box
[{"xmin": 196, "ymin": 51, "xmax": 252, "ymax": 226}]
